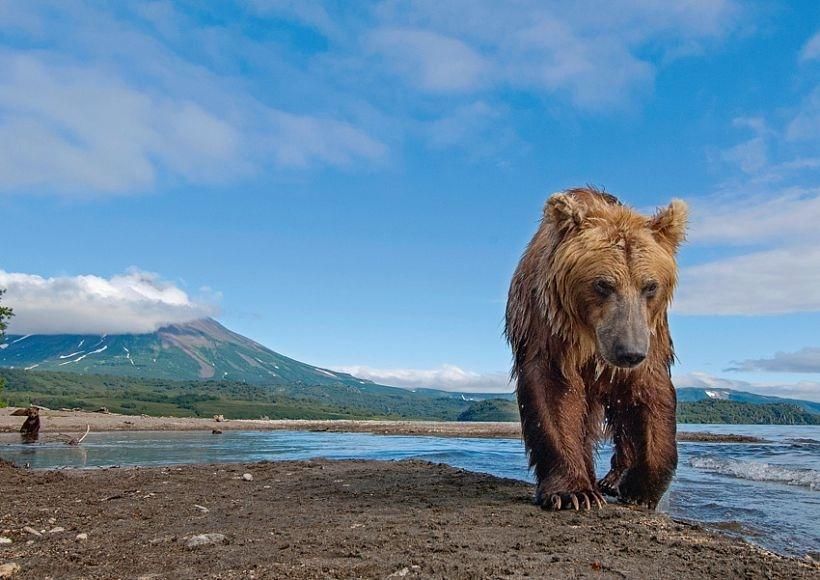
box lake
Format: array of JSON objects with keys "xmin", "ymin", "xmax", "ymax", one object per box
[{"xmin": 1, "ymin": 423, "xmax": 818, "ymax": 558}]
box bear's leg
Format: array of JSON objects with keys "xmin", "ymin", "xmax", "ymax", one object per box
[
  {"xmin": 517, "ymin": 366, "xmax": 605, "ymax": 511},
  {"xmin": 582, "ymin": 399, "xmax": 606, "ymax": 493},
  {"xmin": 597, "ymin": 410, "xmax": 635, "ymax": 498},
  {"xmin": 603, "ymin": 375, "xmax": 677, "ymax": 509},
  {"xmin": 597, "ymin": 438, "xmax": 630, "ymax": 498}
]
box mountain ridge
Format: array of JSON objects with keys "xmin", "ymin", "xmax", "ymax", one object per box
[{"xmin": 0, "ymin": 318, "xmax": 375, "ymax": 388}]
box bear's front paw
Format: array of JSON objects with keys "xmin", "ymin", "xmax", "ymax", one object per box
[
  {"xmin": 538, "ymin": 489, "xmax": 606, "ymax": 511},
  {"xmin": 615, "ymin": 467, "xmax": 673, "ymax": 510},
  {"xmin": 597, "ymin": 469, "xmax": 624, "ymax": 498}
]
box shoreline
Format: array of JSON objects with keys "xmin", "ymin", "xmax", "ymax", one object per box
[
  {"xmin": 0, "ymin": 408, "xmax": 769, "ymax": 442},
  {"xmin": 1, "ymin": 459, "xmax": 816, "ymax": 578}
]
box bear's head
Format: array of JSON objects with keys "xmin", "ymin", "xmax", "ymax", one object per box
[{"xmin": 545, "ymin": 191, "xmax": 687, "ymax": 369}]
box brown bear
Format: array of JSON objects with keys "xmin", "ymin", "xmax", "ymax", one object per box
[{"xmin": 505, "ymin": 187, "xmax": 687, "ymax": 511}]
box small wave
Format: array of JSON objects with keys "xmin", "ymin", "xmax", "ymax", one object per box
[
  {"xmin": 689, "ymin": 456, "xmax": 820, "ymax": 490},
  {"xmin": 786, "ymin": 438, "xmax": 820, "ymax": 445}
]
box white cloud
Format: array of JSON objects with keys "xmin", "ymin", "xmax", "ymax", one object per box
[
  {"xmin": 244, "ymin": 0, "xmax": 339, "ymax": 37},
  {"xmin": 0, "ymin": 51, "xmax": 385, "ymax": 196},
  {"xmin": 371, "ymin": 0, "xmax": 741, "ymax": 108},
  {"xmin": 675, "ymin": 246, "xmax": 820, "ymax": 315},
  {"xmin": 721, "ymin": 136, "xmax": 768, "ymax": 174},
  {"xmin": 786, "ymin": 87, "xmax": 820, "ymax": 143},
  {"xmin": 675, "ymin": 152, "xmax": 820, "ymax": 314},
  {"xmin": 0, "ymin": 2, "xmax": 387, "ymax": 197},
  {"xmin": 503, "ymin": 15, "xmax": 653, "ymax": 109},
  {"xmin": 422, "ymin": 101, "xmax": 521, "ymax": 160},
  {"xmin": 674, "ymin": 371, "xmax": 820, "ymax": 403},
  {"xmin": 0, "ymin": 269, "xmax": 217, "ymax": 335},
  {"xmin": 799, "ymin": 31, "xmax": 820, "ymax": 62},
  {"xmin": 367, "ymin": 28, "xmax": 489, "ymax": 93},
  {"xmin": 334, "ymin": 364, "xmax": 512, "ymax": 393},
  {"xmin": 265, "ymin": 110, "xmax": 386, "ymax": 168},
  {"xmin": 687, "ymin": 187, "xmax": 820, "ymax": 246},
  {"xmin": 0, "ymin": 0, "xmax": 749, "ymax": 184},
  {"xmin": 727, "ymin": 347, "xmax": 820, "ymax": 373},
  {"xmin": 0, "ymin": 53, "xmax": 242, "ymax": 195}
]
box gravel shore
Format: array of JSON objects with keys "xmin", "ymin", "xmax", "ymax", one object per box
[{"xmin": 0, "ymin": 458, "xmax": 814, "ymax": 579}]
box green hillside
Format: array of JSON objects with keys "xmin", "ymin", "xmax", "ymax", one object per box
[
  {"xmin": 0, "ymin": 368, "xmax": 470, "ymax": 421},
  {"xmin": 676, "ymin": 399, "xmax": 820, "ymax": 425},
  {"xmin": 457, "ymin": 399, "xmax": 518, "ymax": 421},
  {"xmin": 677, "ymin": 387, "xmax": 820, "ymax": 415}
]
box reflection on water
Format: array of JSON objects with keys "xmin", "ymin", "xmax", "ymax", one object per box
[{"xmin": 0, "ymin": 424, "xmax": 818, "ymax": 557}]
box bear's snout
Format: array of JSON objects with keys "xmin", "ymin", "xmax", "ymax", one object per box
[
  {"xmin": 611, "ymin": 343, "xmax": 647, "ymax": 368},
  {"xmin": 596, "ymin": 297, "xmax": 650, "ymax": 369}
]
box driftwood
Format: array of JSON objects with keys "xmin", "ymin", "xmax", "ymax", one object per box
[{"xmin": 47, "ymin": 425, "xmax": 91, "ymax": 446}]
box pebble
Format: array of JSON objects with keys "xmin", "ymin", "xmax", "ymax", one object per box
[
  {"xmin": 49, "ymin": 527, "xmax": 65, "ymax": 534},
  {"xmin": 0, "ymin": 538, "xmax": 10, "ymax": 545},
  {"xmin": 194, "ymin": 505, "xmax": 209, "ymax": 514},
  {"xmin": 22, "ymin": 527, "xmax": 41, "ymax": 538},
  {"xmin": 0, "ymin": 563, "xmax": 20, "ymax": 578},
  {"xmin": 75, "ymin": 533, "xmax": 88, "ymax": 541},
  {"xmin": 242, "ymin": 473, "xmax": 253, "ymax": 481},
  {"xmin": 185, "ymin": 533, "xmax": 228, "ymax": 549}
]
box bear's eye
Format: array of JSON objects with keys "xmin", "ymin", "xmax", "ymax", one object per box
[
  {"xmin": 593, "ymin": 279, "xmax": 616, "ymax": 298},
  {"xmin": 643, "ymin": 281, "xmax": 659, "ymax": 298}
]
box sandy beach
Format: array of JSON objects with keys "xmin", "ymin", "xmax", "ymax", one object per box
[
  {"xmin": 0, "ymin": 458, "xmax": 815, "ymax": 579},
  {"xmin": 0, "ymin": 407, "xmax": 766, "ymax": 443}
]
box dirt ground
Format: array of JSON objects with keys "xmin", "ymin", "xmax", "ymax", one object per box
[
  {"xmin": 0, "ymin": 408, "xmax": 765, "ymax": 443},
  {"xmin": 0, "ymin": 459, "xmax": 815, "ymax": 579}
]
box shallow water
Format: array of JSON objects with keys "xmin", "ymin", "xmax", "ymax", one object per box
[{"xmin": 1, "ymin": 423, "xmax": 818, "ymax": 557}]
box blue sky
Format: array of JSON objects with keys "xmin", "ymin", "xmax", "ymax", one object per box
[{"xmin": 1, "ymin": 1, "xmax": 820, "ymax": 400}]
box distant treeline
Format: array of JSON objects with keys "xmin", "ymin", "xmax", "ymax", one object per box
[
  {"xmin": 676, "ymin": 399, "xmax": 820, "ymax": 425},
  {"xmin": 456, "ymin": 398, "xmax": 820, "ymax": 425},
  {"xmin": 1, "ymin": 368, "xmax": 817, "ymax": 425}
]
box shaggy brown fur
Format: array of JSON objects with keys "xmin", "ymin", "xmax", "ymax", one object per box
[
  {"xmin": 505, "ymin": 187, "xmax": 687, "ymax": 511},
  {"xmin": 20, "ymin": 407, "xmax": 40, "ymax": 443}
]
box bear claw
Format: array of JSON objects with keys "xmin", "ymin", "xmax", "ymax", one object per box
[
  {"xmin": 543, "ymin": 490, "xmax": 605, "ymax": 511},
  {"xmin": 597, "ymin": 471, "xmax": 623, "ymax": 498}
]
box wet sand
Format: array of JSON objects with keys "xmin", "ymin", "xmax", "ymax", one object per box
[
  {"xmin": 0, "ymin": 408, "xmax": 766, "ymax": 442},
  {"xmin": 0, "ymin": 459, "xmax": 814, "ymax": 579}
]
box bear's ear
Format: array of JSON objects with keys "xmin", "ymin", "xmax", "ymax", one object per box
[
  {"xmin": 546, "ymin": 192, "xmax": 586, "ymax": 232},
  {"xmin": 649, "ymin": 199, "xmax": 688, "ymax": 252}
]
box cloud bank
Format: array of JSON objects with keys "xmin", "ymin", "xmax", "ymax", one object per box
[
  {"xmin": 0, "ymin": 269, "xmax": 217, "ymax": 335},
  {"xmin": 727, "ymin": 347, "xmax": 820, "ymax": 373},
  {"xmin": 335, "ymin": 364, "xmax": 820, "ymax": 402},
  {"xmin": 675, "ymin": 245, "xmax": 820, "ymax": 315},
  {"xmin": 0, "ymin": 2, "xmax": 386, "ymax": 197},
  {"xmin": 334, "ymin": 364, "xmax": 512, "ymax": 393},
  {"xmin": 672, "ymin": 105, "xmax": 820, "ymax": 316}
]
